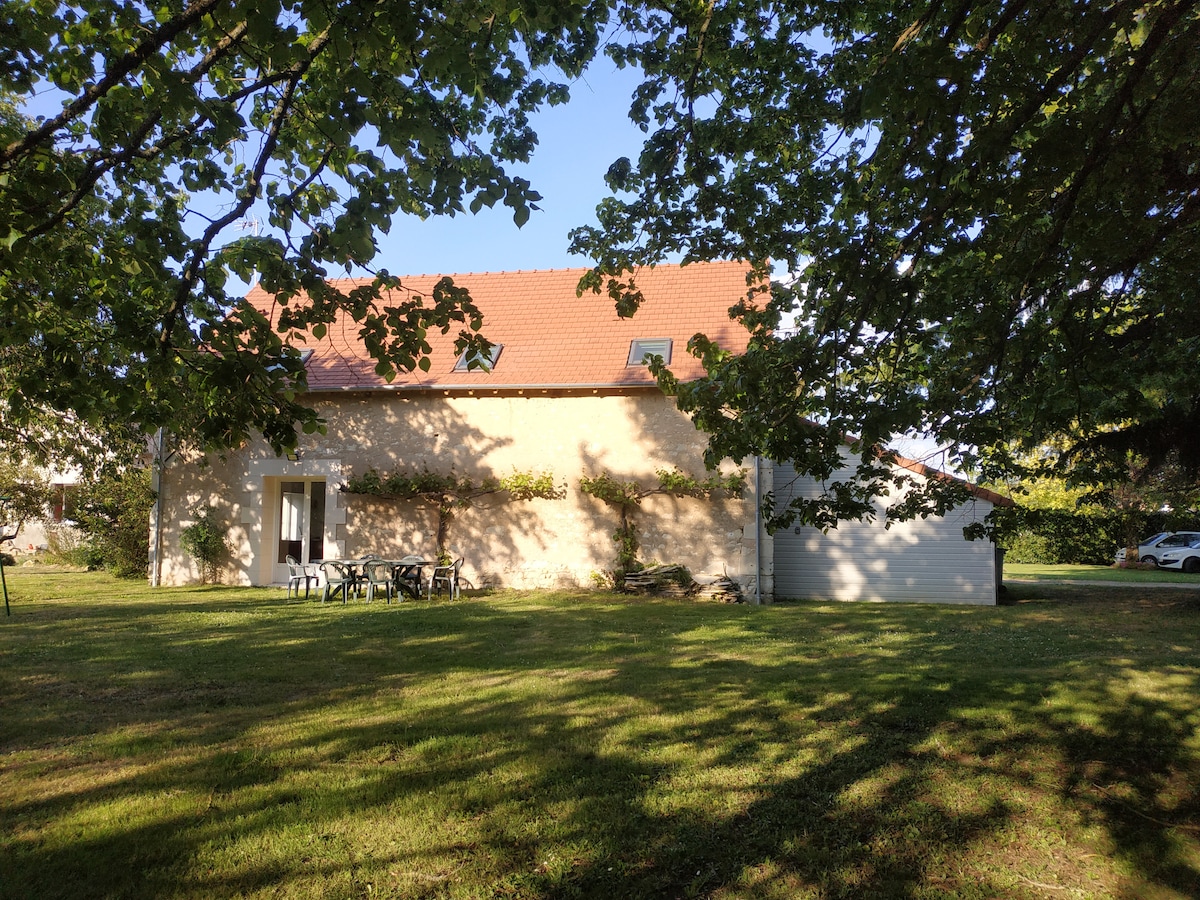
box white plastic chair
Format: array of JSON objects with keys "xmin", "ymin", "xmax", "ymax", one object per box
[
  {"xmin": 363, "ymin": 559, "xmax": 396, "ymax": 604},
  {"xmin": 428, "ymin": 557, "xmax": 463, "ymax": 600},
  {"xmin": 320, "ymin": 561, "xmax": 354, "ymax": 604},
  {"xmin": 286, "ymin": 555, "xmax": 318, "ymax": 600}
]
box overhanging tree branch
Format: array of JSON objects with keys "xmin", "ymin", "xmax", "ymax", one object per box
[
  {"xmin": 161, "ymin": 25, "xmax": 333, "ymax": 356},
  {"xmin": 0, "ymin": 0, "xmax": 229, "ymax": 166}
]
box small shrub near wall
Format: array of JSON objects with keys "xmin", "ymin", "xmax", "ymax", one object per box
[
  {"xmin": 180, "ymin": 506, "xmax": 229, "ymax": 585},
  {"xmin": 43, "ymin": 524, "xmax": 102, "ymax": 569}
]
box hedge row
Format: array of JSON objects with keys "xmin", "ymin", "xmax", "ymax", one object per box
[{"xmin": 995, "ymin": 507, "xmax": 1200, "ymax": 566}]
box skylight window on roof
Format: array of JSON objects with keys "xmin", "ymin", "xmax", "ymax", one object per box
[
  {"xmin": 627, "ymin": 338, "xmax": 672, "ymax": 366},
  {"xmin": 269, "ymin": 348, "xmax": 313, "ymax": 375},
  {"xmin": 453, "ymin": 343, "xmax": 503, "ymax": 373}
]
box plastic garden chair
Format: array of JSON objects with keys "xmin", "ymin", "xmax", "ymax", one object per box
[
  {"xmin": 428, "ymin": 557, "xmax": 463, "ymax": 600},
  {"xmin": 363, "ymin": 560, "xmax": 396, "ymax": 604},
  {"xmin": 320, "ymin": 561, "xmax": 354, "ymax": 604},
  {"xmin": 286, "ymin": 555, "xmax": 318, "ymax": 600}
]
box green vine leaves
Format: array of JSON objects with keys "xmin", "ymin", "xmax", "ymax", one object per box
[
  {"xmin": 580, "ymin": 467, "xmax": 747, "ymax": 573},
  {"xmin": 342, "ymin": 466, "xmax": 563, "ymax": 558},
  {"xmin": 343, "ymin": 467, "xmax": 562, "ymax": 508},
  {"xmin": 579, "ymin": 467, "xmax": 747, "ymax": 508}
]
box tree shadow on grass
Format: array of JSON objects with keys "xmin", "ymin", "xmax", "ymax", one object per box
[{"xmin": 2, "ymin": 588, "xmax": 1199, "ymax": 898}]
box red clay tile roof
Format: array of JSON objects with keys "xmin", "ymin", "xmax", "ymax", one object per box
[
  {"xmin": 891, "ymin": 454, "xmax": 1015, "ymax": 507},
  {"xmin": 243, "ymin": 262, "xmax": 756, "ymax": 392}
]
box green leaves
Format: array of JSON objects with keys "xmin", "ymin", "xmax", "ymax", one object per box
[
  {"xmin": 499, "ymin": 470, "xmax": 562, "ymax": 501},
  {"xmin": 0, "ymin": 458, "xmax": 52, "ymax": 540},
  {"xmin": 343, "ymin": 465, "xmax": 561, "ymax": 557},
  {"xmin": 345, "ymin": 466, "xmax": 560, "ymax": 505},
  {"xmin": 0, "ymin": 0, "xmax": 610, "ymax": 463},
  {"xmin": 70, "ymin": 465, "xmax": 157, "ymax": 576},
  {"xmin": 581, "ymin": 466, "xmax": 746, "ymax": 572},
  {"xmin": 179, "ymin": 505, "xmax": 229, "ymax": 585},
  {"xmin": 574, "ymin": 0, "xmax": 1200, "ymax": 525},
  {"xmin": 579, "ymin": 471, "xmax": 645, "ymax": 510}
]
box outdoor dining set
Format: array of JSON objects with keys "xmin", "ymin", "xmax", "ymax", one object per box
[{"xmin": 285, "ymin": 554, "xmax": 463, "ymax": 604}]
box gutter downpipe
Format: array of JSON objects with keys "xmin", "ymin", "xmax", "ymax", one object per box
[
  {"xmin": 754, "ymin": 455, "xmax": 762, "ymax": 605},
  {"xmin": 150, "ymin": 428, "xmax": 167, "ymax": 587}
]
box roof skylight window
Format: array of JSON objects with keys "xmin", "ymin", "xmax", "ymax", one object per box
[
  {"xmin": 627, "ymin": 338, "xmax": 672, "ymax": 366},
  {"xmin": 453, "ymin": 343, "xmax": 503, "ymax": 373}
]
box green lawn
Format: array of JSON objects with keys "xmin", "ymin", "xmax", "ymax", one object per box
[
  {"xmin": 2, "ymin": 571, "xmax": 1199, "ymax": 899},
  {"xmin": 1006, "ymin": 562, "xmax": 1200, "ymax": 584}
]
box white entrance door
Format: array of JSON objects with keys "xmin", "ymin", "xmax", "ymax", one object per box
[{"xmin": 274, "ymin": 480, "xmax": 327, "ymax": 583}]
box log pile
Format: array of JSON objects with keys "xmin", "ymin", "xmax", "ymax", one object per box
[
  {"xmin": 692, "ymin": 574, "xmax": 744, "ymax": 603},
  {"xmin": 621, "ymin": 565, "xmax": 744, "ymax": 602},
  {"xmin": 621, "ymin": 564, "xmax": 693, "ymax": 597}
]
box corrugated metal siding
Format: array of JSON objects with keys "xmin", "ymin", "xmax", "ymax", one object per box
[{"xmin": 772, "ymin": 462, "xmax": 998, "ymax": 605}]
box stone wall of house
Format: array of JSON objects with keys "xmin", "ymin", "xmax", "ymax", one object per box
[{"xmin": 152, "ymin": 388, "xmax": 761, "ymax": 592}]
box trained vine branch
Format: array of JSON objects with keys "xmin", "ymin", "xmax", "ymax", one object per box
[
  {"xmin": 580, "ymin": 468, "xmax": 746, "ymax": 581},
  {"xmin": 343, "ymin": 467, "xmax": 562, "ymax": 561}
]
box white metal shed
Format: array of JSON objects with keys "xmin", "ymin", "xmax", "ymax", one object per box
[{"xmin": 770, "ymin": 460, "xmax": 1005, "ymax": 605}]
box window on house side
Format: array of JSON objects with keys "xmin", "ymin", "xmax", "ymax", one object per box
[
  {"xmin": 51, "ymin": 483, "xmax": 78, "ymax": 523},
  {"xmin": 628, "ymin": 338, "xmax": 672, "ymax": 366},
  {"xmin": 453, "ymin": 343, "xmax": 503, "ymax": 372}
]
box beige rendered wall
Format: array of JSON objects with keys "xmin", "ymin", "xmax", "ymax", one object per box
[{"xmin": 152, "ymin": 389, "xmax": 760, "ymax": 591}]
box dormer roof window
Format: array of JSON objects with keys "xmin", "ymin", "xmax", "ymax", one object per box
[
  {"xmin": 627, "ymin": 338, "xmax": 672, "ymax": 366},
  {"xmin": 453, "ymin": 343, "xmax": 503, "ymax": 373}
]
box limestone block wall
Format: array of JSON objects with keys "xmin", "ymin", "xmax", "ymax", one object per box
[{"xmin": 152, "ymin": 388, "xmax": 762, "ymax": 592}]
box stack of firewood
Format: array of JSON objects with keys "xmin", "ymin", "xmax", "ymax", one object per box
[
  {"xmin": 622, "ymin": 564, "xmax": 693, "ymax": 596},
  {"xmin": 692, "ymin": 574, "xmax": 744, "ymax": 603},
  {"xmin": 620, "ymin": 565, "xmax": 745, "ymax": 602}
]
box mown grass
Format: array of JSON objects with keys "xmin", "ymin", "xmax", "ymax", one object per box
[
  {"xmin": 2, "ymin": 571, "xmax": 1199, "ymax": 899},
  {"xmin": 1007, "ymin": 563, "xmax": 1200, "ymax": 584}
]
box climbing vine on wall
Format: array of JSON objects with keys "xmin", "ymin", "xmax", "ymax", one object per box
[
  {"xmin": 580, "ymin": 468, "xmax": 747, "ymax": 582},
  {"xmin": 343, "ymin": 468, "xmax": 561, "ymax": 559}
]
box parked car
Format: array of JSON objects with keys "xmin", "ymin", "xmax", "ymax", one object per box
[
  {"xmin": 1157, "ymin": 538, "xmax": 1200, "ymax": 573},
  {"xmin": 1115, "ymin": 532, "xmax": 1200, "ymax": 567}
]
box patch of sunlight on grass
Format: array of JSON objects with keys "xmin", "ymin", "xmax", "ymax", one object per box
[
  {"xmin": 715, "ymin": 859, "xmax": 816, "ymax": 899},
  {"xmin": 1112, "ymin": 669, "xmax": 1200, "ymax": 704},
  {"xmin": 838, "ymin": 761, "xmax": 908, "ymax": 806},
  {"xmin": 5, "ymin": 573, "xmax": 1200, "ymax": 899},
  {"xmin": 33, "ymin": 783, "xmax": 204, "ymax": 844}
]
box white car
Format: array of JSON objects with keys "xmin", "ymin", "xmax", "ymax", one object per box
[
  {"xmin": 1115, "ymin": 532, "xmax": 1200, "ymax": 567},
  {"xmin": 1157, "ymin": 539, "xmax": 1200, "ymax": 573}
]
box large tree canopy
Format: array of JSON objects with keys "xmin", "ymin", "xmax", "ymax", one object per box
[
  {"xmin": 0, "ymin": 0, "xmax": 606, "ymax": 458},
  {"xmin": 572, "ymin": 0, "xmax": 1200, "ymax": 526},
  {"xmin": 1, "ymin": 0, "xmax": 1197, "ymax": 529}
]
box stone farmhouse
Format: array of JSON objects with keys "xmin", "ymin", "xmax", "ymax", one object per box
[{"xmin": 149, "ymin": 261, "xmax": 1009, "ymax": 604}]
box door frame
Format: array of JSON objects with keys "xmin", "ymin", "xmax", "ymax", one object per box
[{"xmin": 265, "ymin": 475, "xmax": 334, "ymax": 586}]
